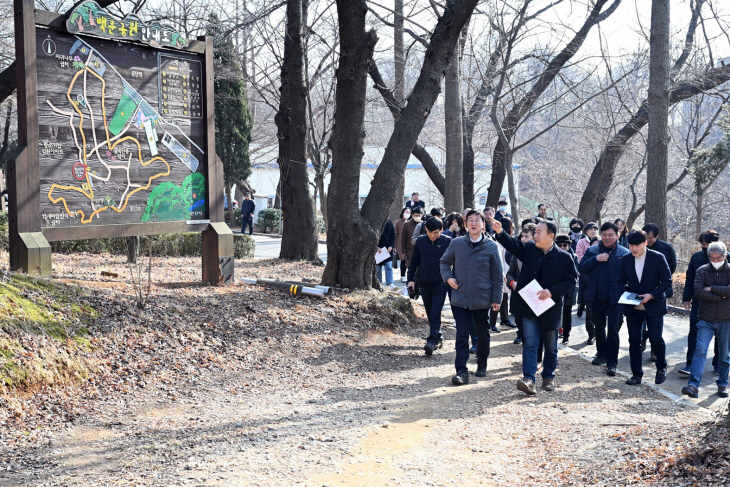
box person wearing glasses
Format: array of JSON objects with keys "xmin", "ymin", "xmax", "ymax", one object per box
[
  {"xmin": 440, "ymin": 209, "xmax": 504, "ymax": 385},
  {"xmin": 579, "ymin": 222, "xmax": 630, "ymax": 376}
]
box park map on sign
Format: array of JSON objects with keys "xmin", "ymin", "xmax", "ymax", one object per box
[{"xmin": 37, "ymin": 11, "xmax": 206, "ymax": 228}]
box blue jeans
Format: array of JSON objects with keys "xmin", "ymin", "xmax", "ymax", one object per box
[
  {"xmin": 376, "ymin": 259, "xmax": 394, "ymax": 286},
  {"xmin": 420, "ymin": 281, "xmax": 448, "ymax": 342},
  {"xmin": 688, "ymin": 320, "xmax": 730, "ymax": 389},
  {"xmin": 452, "ymin": 306, "xmax": 490, "ymax": 373},
  {"xmin": 592, "ymin": 300, "xmax": 623, "ymax": 368},
  {"xmin": 241, "ymin": 217, "xmax": 253, "ymax": 235},
  {"xmin": 522, "ymin": 317, "xmax": 558, "ymax": 382},
  {"xmin": 627, "ymin": 311, "xmax": 666, "ymax": 378}
]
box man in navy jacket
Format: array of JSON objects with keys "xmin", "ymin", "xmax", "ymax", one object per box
[
  {"xmin": 618, "ymin": 230, "xmax": 672, "ymax": 385},
  {"xmin": 579, "ymin": 222, "xmax": 630, "ymax": 375},
  {"xmin": 408, "ymin": 218, "xmax": 451, "ymax": 356},
  {"xmin": 491, "ymin": 218, "xmax": 577, "ymax": 395}
]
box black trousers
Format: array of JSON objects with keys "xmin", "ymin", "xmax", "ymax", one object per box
[
  {"xmin": 489, "ymin": 292, "xmax": 510, "ymax": 326},
  {"xmin": 562, "ymin": 299, "xmax": 573, "ymax": 338}
]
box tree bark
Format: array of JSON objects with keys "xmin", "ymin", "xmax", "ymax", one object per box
[
  {"xmin": 322, "ymin": 0, "xmax": 379, "ymax": 289},
  {"xmin": 388, "ymin": 0, "xmax": 407, "ymax": 221},
  {"xmin": 324, "ymin": 0, "xmax": 478, "ymax": 288},
  {"xmin": 485, "ymin": 0, "xmax": 619, "ymax": 208},
  {"xmin": 645, "ymin": 0, "xmax": 671, "ymax": 236},
  {"xmin": 275, "ymin": 0, "xmax": 319, "ymax": 260},
  {"xmin": 444, "ymin": 37, "xmax": 463, "ymax": 212}
]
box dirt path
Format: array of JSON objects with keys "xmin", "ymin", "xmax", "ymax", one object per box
[{"xmin": 2, "ymin": 321, "xmax": 713, "ymax": 487}]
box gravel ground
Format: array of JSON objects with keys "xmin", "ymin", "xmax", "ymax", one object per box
[{"xmin": 0, "ymin": 252, "xmax": 723, "ymax": 486}]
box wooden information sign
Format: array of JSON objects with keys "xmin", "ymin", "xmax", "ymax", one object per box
[{"xmin": 10, "ymin": 0, "xmax": 232, "ymax": 284}]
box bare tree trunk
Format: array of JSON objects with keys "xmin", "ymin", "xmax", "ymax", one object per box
[
  {"xmin": 324, "ymin": 0, "xmax": 478, "ymax": 288},
  {"xmin": 275, "ymin": 0, "xmax": 318, "ymax": 260},
  {"xmin": 322, "ymin": 0, "xmax": 379, "ymax": 288},
  {"xmin": 505, "ymin": 150, "xmax": 518, "ymax": 221},
  {"xmin": 694, "ymin": 191, "xmax": 703, "ymax": 235},
  {"xmin": 388, "ymin": 0, "xmax": 406, "ymax": 221},
  {"xmin": 225, "ymin": 179, "xmax": 235, "ymax": 228},
  {"xmin": 444, "ymin": 37, "xmax": 463, "ymax": 213},
  {"xmin": 645, "ymin": 0, "xmax": 671, "ymax": 236}
]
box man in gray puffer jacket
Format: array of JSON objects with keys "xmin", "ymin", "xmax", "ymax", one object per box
[
  {"xmin": 682, "ymin": 241, "xmax": 730, "ymax": 399},
  {"xmin": 440, "ymin": 209, "xmax": 503, "ymax": 386}
]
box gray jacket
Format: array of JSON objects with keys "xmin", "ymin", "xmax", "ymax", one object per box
[{"xmin": 440, "ymin": 235, "xmax": 503, "ymax": 310}]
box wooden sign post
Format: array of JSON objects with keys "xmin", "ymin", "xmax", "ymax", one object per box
[{"xmin": 10, "ymin": 0, "xmax": 233, "ymax": 284}]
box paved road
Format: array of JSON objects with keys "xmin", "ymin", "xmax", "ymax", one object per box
[{"xmin": 247, "ymin": 233, "xmax": 727, "ymax": 411}]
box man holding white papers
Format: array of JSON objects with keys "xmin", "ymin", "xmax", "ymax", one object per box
[
  {"xmin": 618, "ymin": 230, "xmax": 672, "ymax": 386},
  {"xmin": 491, "ymin": 219, "xmax": 577, "ymax": 395},
  {"xmin": 579, "ymin": 222, "xmax": 630, "ymax": 376}
]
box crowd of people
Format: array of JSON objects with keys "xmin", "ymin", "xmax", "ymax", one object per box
[{"xmin": 379, "ymin": 193, "xmax": 730, "ymax": 399}]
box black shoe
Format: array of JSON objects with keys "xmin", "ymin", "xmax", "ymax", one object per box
[
  {"xmin": 577, "ymin": 305, "xmax": 584, "ymax": 318},
  {"xmin": 586, "ymin": 337, "xmax": 595, "ymax": 345},
  {"xmin": 591, "ymin": 356, "xmax": 606, "ymax": 366},
  {"xmin": 501, "ymin": 321, "xmax": 517, "ymax": 328},
  {"xmin": 718, "ymin": 386, "xmax": 728, "ymax": 398},
  {"xmin": 452, "ymin": 371, "xmax": 469, "ymax": 386},
  {"xmin": 641, "ymin": 339, "xmax": 647, "ymax": 352},
  {"xmin": 489, "ymin": 326, "xmax": 500, "ymax": 334},
  {"xmin": 655, "ymin": 368, "xmax": 667, "ymax": 385},
  {"xmin": 561, "ymin": 337, "xmax": 569, "ymax": 345},
  {"xmin": 682, "ymin": 385, "xmax": 698, "ymax": 398},
  {"xmin": 606, "ymin": 365, "xmax": 616, "ymax": 376},
  {"xmin": 424, "ymin": 342, "xmax": 434, "ymax": 356},
  {"xmin": 475, "ymin": 367, "xmax": 487, "ymax": 378},
  {"xmin": 513, "ymin": 337, "xmax": 523, "ymax": 345},
  {"xmin": 469, "ymin": 345, "xmax": 477, "ymax": 354},
  {"xmin": 626, "ymin": 376, "xmax": 642, "ymax": 385}
]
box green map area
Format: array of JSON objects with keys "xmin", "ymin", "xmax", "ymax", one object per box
[{"xmin": 141, "ymin": 172, "xmax": 205, "ymax": 222}]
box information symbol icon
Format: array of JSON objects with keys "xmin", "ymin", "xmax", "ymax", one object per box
[{"xmin": 42, "ymin": 38, "xmax": 56, "ymax": 56}]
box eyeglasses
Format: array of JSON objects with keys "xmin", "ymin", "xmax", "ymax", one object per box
[{"xmin": 557, "ymin": 243, "xmax": 569, "ymax": 248}]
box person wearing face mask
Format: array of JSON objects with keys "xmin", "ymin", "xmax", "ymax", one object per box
[
  {"xmin": 679, "ymin": 230, "xmax": 725, "ymax": 376},
  {"xmin": 395, "ymin": 207, "xmax": 411, "ymax": 281},
  {"xmin": 579, "ymin": 222, "xmax": 630, "ymax": 375},
  {"xmin": 411, "ymin": 208, "xmax": 444, "ymax": 245},
  {"xmin": 682, "ymin": 240, "xmax": 730, "ymax": 399},
  {"xmin": 495, "ymin": 199, "xmax": 512, "ymax": 223},
  {"xmin": 618, "ymin": 230, "xmax": 672, "ymax": 386},
  {"xmin": 402, "ymin": 207, "xmax": 423, "ymax": 271},
  {"xmin": 568, "ymin": 218, "xmax": 584, "ymax": 252}
]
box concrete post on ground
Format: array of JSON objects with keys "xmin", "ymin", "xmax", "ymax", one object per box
[{"xmin": 202, "ymin": 222, "xmax": 234, "ymax": 285}]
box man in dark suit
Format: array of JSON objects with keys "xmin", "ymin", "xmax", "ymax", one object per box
[
  {"xmin": 618, "ymin": 230, "xmax": 673, "ymax": 385},
  {"xmin": 490, "ymin": 218, "xmax": 577, "ymax": 395}
]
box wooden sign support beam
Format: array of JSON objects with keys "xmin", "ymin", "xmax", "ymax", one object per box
[{"xmin": 10, "ymin": 0, "xmax": 51, "ymax": 275}]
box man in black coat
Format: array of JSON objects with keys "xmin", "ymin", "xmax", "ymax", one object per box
[
  {"xmin": 490, "ymin": 218, "xmax": 577, "ymax": 395},
  {"xmin": 680, "ymin": 230, "xmax": 724, "ymax": 376},
  {"xmin": 641, "ymin": 223, "xmax": 677, "ymax": 355},
  {"xmin": 405, "ymin": 192, "xmax": 426, "ymax": 211},
  {"xmin": 240, "ymin": 193, "xmax": 256, "ymax": 235},
  {"xmin": 408, "ymin": 217, "xmax": 451, "ymax": 356},
  {"xmin": 618, "ymin": 230, "xmax": 673, "ymax": 386}
]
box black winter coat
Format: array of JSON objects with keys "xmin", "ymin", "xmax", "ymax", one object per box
[
  {"xmin": 241, "ymin": 199, "xmax": 256, "ymax": 217},
  {"xmin": 694, "ymin": 262, "xmax": 730, "ymax": 323},
  {"xmin": 618, "ymin": 249, "xmax": 672, "ymax": 318},
  {"xmin": 683, "ymin": 249, "xmax": 730, "ymax": 302},
  {"xmin": 408, "ymin": 234, "xmax": 452, "ymax": 284},
  {"xmin": 378, "ymin": 219, "xmax": 396, "ymax": 250},
  {"xmin": 495, "ymin": 231, "xmax": 578, "ymax": 329}
]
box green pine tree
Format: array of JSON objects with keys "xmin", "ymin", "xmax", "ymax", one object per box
[{"xmin": 208, "ymin": 14, "xmax": 253, "ymax": 221}]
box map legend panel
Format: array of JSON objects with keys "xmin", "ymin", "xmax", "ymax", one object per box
[{"xmin": 158, "ymin": 54, "xmax": 203, "ymax": 119}]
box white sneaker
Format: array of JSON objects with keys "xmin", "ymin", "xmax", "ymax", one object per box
[
  {"xmin": 401, "ymin": 276, "xmax": 407, "ymax": 282},
  {"xmin": 389, "ymin": 284, "xmax": 398, "ymax": 290}
]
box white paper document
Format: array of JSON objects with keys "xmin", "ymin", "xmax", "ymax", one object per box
[
  {"xmin": 375, "ymin": 247, "xmax": 391, "ymax": 265},
  {"xmin": 618, "ymin": 291, "xmax": 643, "ymax": 306},
  {"xmin": 518, "ymin": 279, "xmax": 556, "ymax": 317}
]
